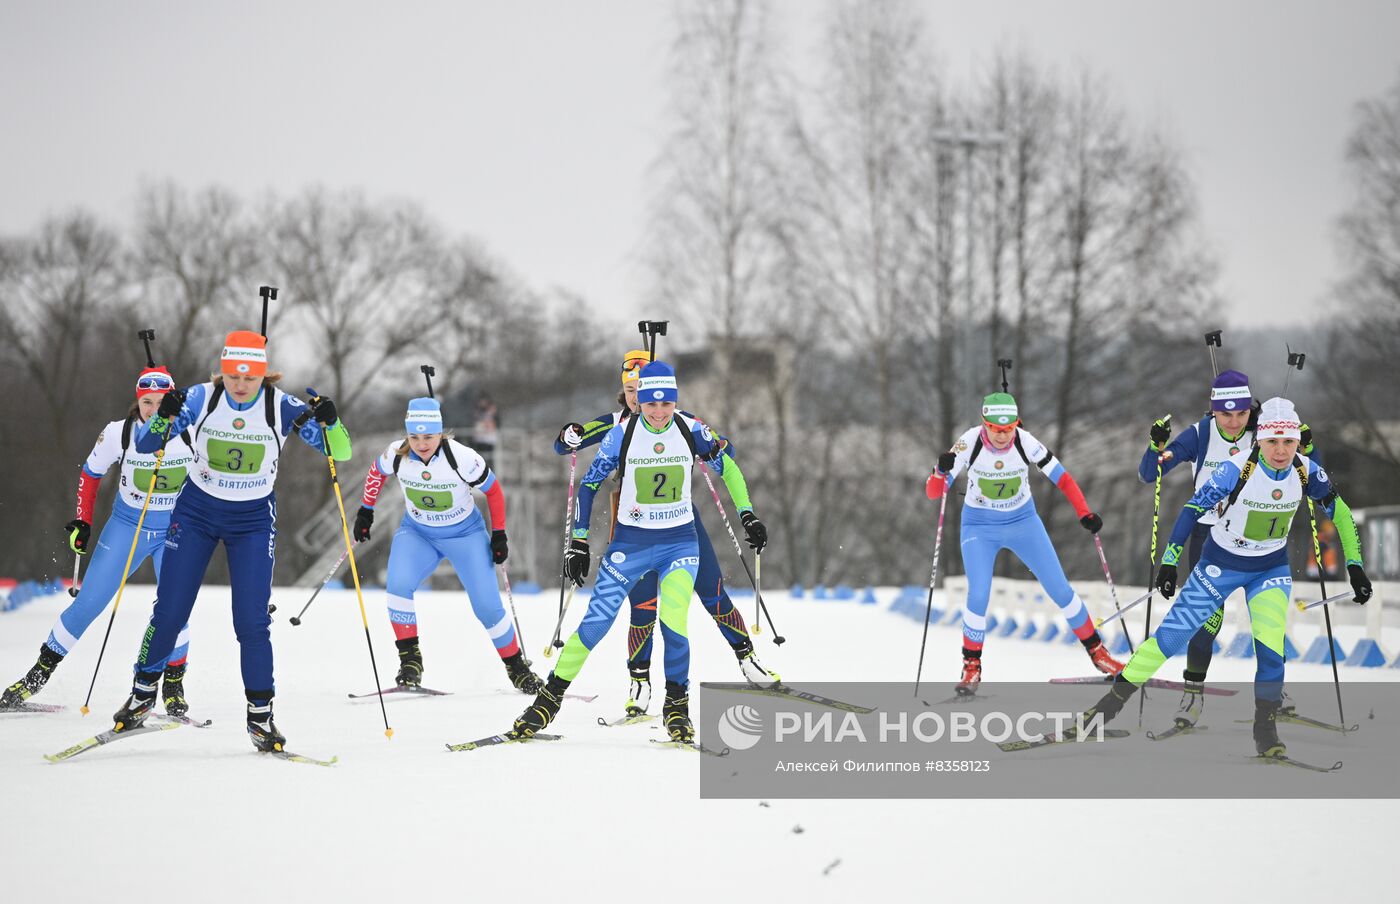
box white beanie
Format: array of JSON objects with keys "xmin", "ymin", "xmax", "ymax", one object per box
[{"xmin": 1257, "ymin": 397, "xmax": 1301, "ymax": 441}]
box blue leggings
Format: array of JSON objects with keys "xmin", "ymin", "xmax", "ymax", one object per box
[
  {"xmin": 384, "ymin": 510, "xmax": 517, "ymax": 657},
  {"xmin": 626, "ymin": 512, "xmax": 749, "ymax": 667},
  {"xmin": 47, "ymin": 513, "xmax": 191, "ymax": 667},
  {"xmin": 557, "ymin": 535, "xmax": 700, "ymax": 686},
  {"xmin": 1121, "ymin": 557, "xmax": 1290, "ymax": 702},
  {"xmin": 959, "ymin": 511, "xmax": 1092, "ymax": 650},
  {"xmin": 136, "ymin": 485, "xmax": 276, "ymax": 700}
]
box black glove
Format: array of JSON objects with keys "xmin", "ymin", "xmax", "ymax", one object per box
[
  {"xmin": 937, "ymin": 452, "xmax": 956, "ymax": 474},
  {"xmin": 740, "ymin": 511, "xmax": 767, "ymax": 553},
  {"xmin": 353, "ymin": 506, "xmax": 374, "ymax": 543},
  {"xmin": 558, "ymin": 423, "xmax": 585, "ymax": 450},
  {"xmin": 1156, "ymin": 563, "xmax": 1178, "ymax": 599},
  {"xmin": 564, "ymin": 538, "xmax": 591, "ymax": 587},
  {"xmin": 157, "ymin": 388, "xmax": 186, "ymax": 419},
  {"xmin": 491, "ymin": 529, "xmax": 509, "ymax": 565},
  {"xmin": 1300, "ymin": 423, "xmax": 1313, "ymax": 453},
  {"xmin": 1149, "ymin": 416, "xmax": 1172, "ymax": 449},
  {"xmin": 65, "ymin": 519, "xmax": 92, "ymax": 555},
  {"xmin": 1348, "ymin": 563, "xmax": 1372, "ymax": 604},
  {"xmin": 1080, "ymin": 512, "xmax": 1102, "ymax": 533},
  {"xmin": 312, "ymin": 395, "xmax": 338, "ymax": 426}
]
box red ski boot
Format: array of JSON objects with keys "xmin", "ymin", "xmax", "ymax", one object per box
[
  {"xmin": 955, "ymin": 650, "xmax": 982, "ymax": 696},
  {"xmin": 1085, "ymin": 636, "xmax": 1124, "ymax": 675}
]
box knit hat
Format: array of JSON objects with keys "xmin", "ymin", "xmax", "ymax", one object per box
[
  {"xmin": 220, "ymin": 330, "xmax": 268, "ymax": 377},
  {"xmin": 1256, "ymin": 397, "xmax": 1301, "ymax": 441},
  {"xmin": 638, "ymin": 361, "xmax": 678, "ymax": 403},
  {"xmin": 1210, "ymin": 369, "xmax": 1251, "ymax": 412},
  {"xmin": 405, "ymin": 397, "xmax": 444, "ymax": 435},
  {"xmin": 135, "ymin": 366, "xmax": 175, "ymax": 400},
  {"xmin": 981, "ymin": 392, "xmax": 1019, "ymax": 426},
  {"xmin": 621, "ymin": 349, "xmax": 652, "ymax": 386}
]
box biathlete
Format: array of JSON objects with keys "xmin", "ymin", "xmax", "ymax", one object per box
[
  {"xmin": 927, "ymin": 392, "xmax": 1123, "ymax": 695},
  {"xmin": 515, "ymin": 361, "xmax": 768, "ymax": 742},
  {"xmin": 109, "ymin": 330, "xmax": 349, "ymax": 752},
  {"xmin": 353, "ymin": 397, "xmax": 542, "ymax": 694},
  {"xmin": 555, "ymin": 348, "xmax": 775, "ymax": 716},
  {"xmin": 1081, "ymin": 398, "xmax": 1371, "ymax": 755},
  {"xmin": 1, "ymin": 366, "xmax": 197, "ymax": 713}
]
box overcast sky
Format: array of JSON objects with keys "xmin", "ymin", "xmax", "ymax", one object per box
[{"xmin": 3, "ymin": 1, "xmax": 1398, "ymax": 326}]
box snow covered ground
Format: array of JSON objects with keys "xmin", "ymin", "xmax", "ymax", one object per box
[{"xmin": 2, "ymin": 584, "xmax": 1396, "ymax": 902}]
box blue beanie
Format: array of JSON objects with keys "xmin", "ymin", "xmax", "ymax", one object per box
[
  {"xmin": 1210, "ymin": 370, "xmax": 1251, "ymax": 412},
  {"xmin": 638, "ymin": 361, "xmax": 678, "ymax": 403},
  {"xmin": 405, "ymin": 397, "xmax": 444, "ymax": 435}
]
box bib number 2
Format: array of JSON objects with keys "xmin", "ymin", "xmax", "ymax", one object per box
[{"xmin": 635, "ymin": 465, "xmax": 685, "ymax": 504}]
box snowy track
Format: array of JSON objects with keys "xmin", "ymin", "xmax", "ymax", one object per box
[{"xmin": 2, "ymin": 584, "xmax": 1395, "ymax": 902}]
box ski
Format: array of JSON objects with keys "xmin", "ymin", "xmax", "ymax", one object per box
[
  {"xmin": 267, "ymin": 749, "xmax": 338, "ymax": 767},
  {"xmin": 44, "ymin": 721, "xmax": 181, "ymax": 763},
  {"xmin": 1241, "ymin": 753, "xmax": 1343, "ymax": 773},
  {"xmin": 348, "ymin": 685, "xmax": 453, "ymax": 699},
  {"xmin": 997, "ymin": 728, "xmax": 1130, "ymax": 753},
  {"xmin": 0, "ymin": 701, "xmax": 66, "ymax": 714},
  {"xmin": 1049, "ymin": 676, "xmax": 1238, "ymax": 697},
  {"xmin": 649, "ymin": 738, "xmax": 729, "ymax": 757},
  {"xmin": 154, "ymin": 713, "xmax": 213, "ymax": 728},
  {"xmin": 924, "ymin": 693, "xmax": 997, "ymax": 707},
  {"xmin": 714, "ymin": 683, "xmax": 876, "ymax": 714},
  {"xmin": 446, "ymin": 732, "xmax": 563, "ymax": 752},
  {"xmin": 598, "ymin": 714, "xmax": 656, "ymax": 727},
  {"xmin": 1146, "ymin": 723, "xmax": 1207, "ymax": 741},
  {"xmin": 497, "ymin": 688, "xmax": 597, "ymax": 703},
  {"xmin": 1233, "ymin": 713, "xmax": 1359, "ymax": 734}
]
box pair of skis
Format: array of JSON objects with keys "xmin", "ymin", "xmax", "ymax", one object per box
[
  {"xmin": 42, "ymin": 714, "xmax": 336, "ymax": 766},
  {"xmin": 347, "ymin": 685, "xmax": 599, "ymax": 703}
]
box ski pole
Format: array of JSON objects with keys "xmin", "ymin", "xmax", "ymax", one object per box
[
  {"xmin": 305, "ymin": 388, "xmax": 393, "ymax": 739},
  {"xmin": 289, "ymin": 548, "xmax": 351, "ymax": 626},
  {"xmin": 1145, "ymin": 423, "xmax": 1168, "ymax": 646},
  {"xmin": 546, "ymin": 451, "xmax": 579, "ymax": 657},
  {"xmin": 1095, "ymin": 588, "xmax": 1153, "ymax": 629},
  {"xmin": 696, "ymin": 463, "xmax": 783, "ymax": 643},
  {"xmin": 1093, "ymin": 535, "xmax": 1135, "ymax": 655},
  {"xmin": 68, "ymin": 554, "xmax": 82, "ymax": 598},
  {"xmin": 1305, "ymin": 496, "xmax": 1347, "ymax": 728},
  {"xmin": 1296, "ymin": 590, "xmax": 1354, "ymax": 613},
  {"xmin": 913, "ymin": 489, "xmax": 949, "ymax": 697},
  {"xmin": 500, "ymin": 564, "xmax": 529, "ymax": 666},
  {"xmin": 753, "ymin": 553, "xmax": 762, "ymax": 635},
  {"xmin": 80, "ymin": 426, "xmax": 171, "ymax": 715}
]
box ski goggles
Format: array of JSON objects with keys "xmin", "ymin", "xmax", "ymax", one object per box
[
  {"xmin": 621, "ymin": 350, "xmax": 652, "ymax": 385},
  {"xmin": 136, "ymin": 373, "xmax": 174, "ymax": 392}
]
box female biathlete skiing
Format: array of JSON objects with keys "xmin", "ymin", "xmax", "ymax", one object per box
[
  {"xmin": 514, "ymin": 361, "xmax": 768, "ymax": 742},
  {"xmin": 555, "ymin": 348, "xmax": 775, "ymax": 717},
  {"xmin": 108, "ymin": 330, "xmax": 350, "ymax": 752},
  {"xmin": 1139, "ymin": 369, "xmax": 1321, "ymax": 724},
  {"xmin": 1, "ymin": 365, "xmax": 197, "ymax": 714},
  {"xmin": 1080, "ymin": 398, "xmax": 1372, "ymax": 755},
  {"xmin": 927, "ymin": 392, "xmax": 1123, "ymax": 694},
  {"xmin": 353, "ymin": 396, "xmax": 543, "ymax": 694}
]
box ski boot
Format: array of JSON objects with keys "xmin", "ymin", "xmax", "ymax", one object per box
[
  {"xmin": 247, "ymin": 700, "xmax": 286, "ymax": 752},
  {"xmin": 734, "ymin": 639, "xmax": 780, "ymax": 687},
  {"xmin": 1, "ymin": 645, "xmax": 63, "ymax": 709},
  {"xmin": 955, "ymin": 648, "xmax": 982, "ymax": 696},
  {"xmin": 503, "ymin": 651, "xmax": 544, "ymax": 694},
  {"xmin": 1064, "ymin": 675, "xmax": 1136, "ymax": 740},
  {"xmin": 663, "ymin": 681, "xmax": 693, "ymax": 743},
  {"xmin": 162, "ymin": 663, "xmax": 189, "ymax": 717},
  {"xmin": 394, "ymin": 636, "xmax": 423, "ymax": 688},
  {"xmin": 625, "ymin": 665, "xmax": 651, "ymax": 717},
  {"xmin": 1083, "ymin": 634, "xmax": 1124, "ymax": 675},
  {"xmin": 113, "ymin": 672, "xmax": 161, "ymax": 732},
  {"xmin": 1174, "ymin": 680, "xmax": 1204, "ymax": 728},
  {"xmin": 1253, "ymin": 698, "xmax": 1285, "ymax": 758},
  {"xmin": 511, "ymin": 674, "xmax": 569, "ymax": 738}
]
